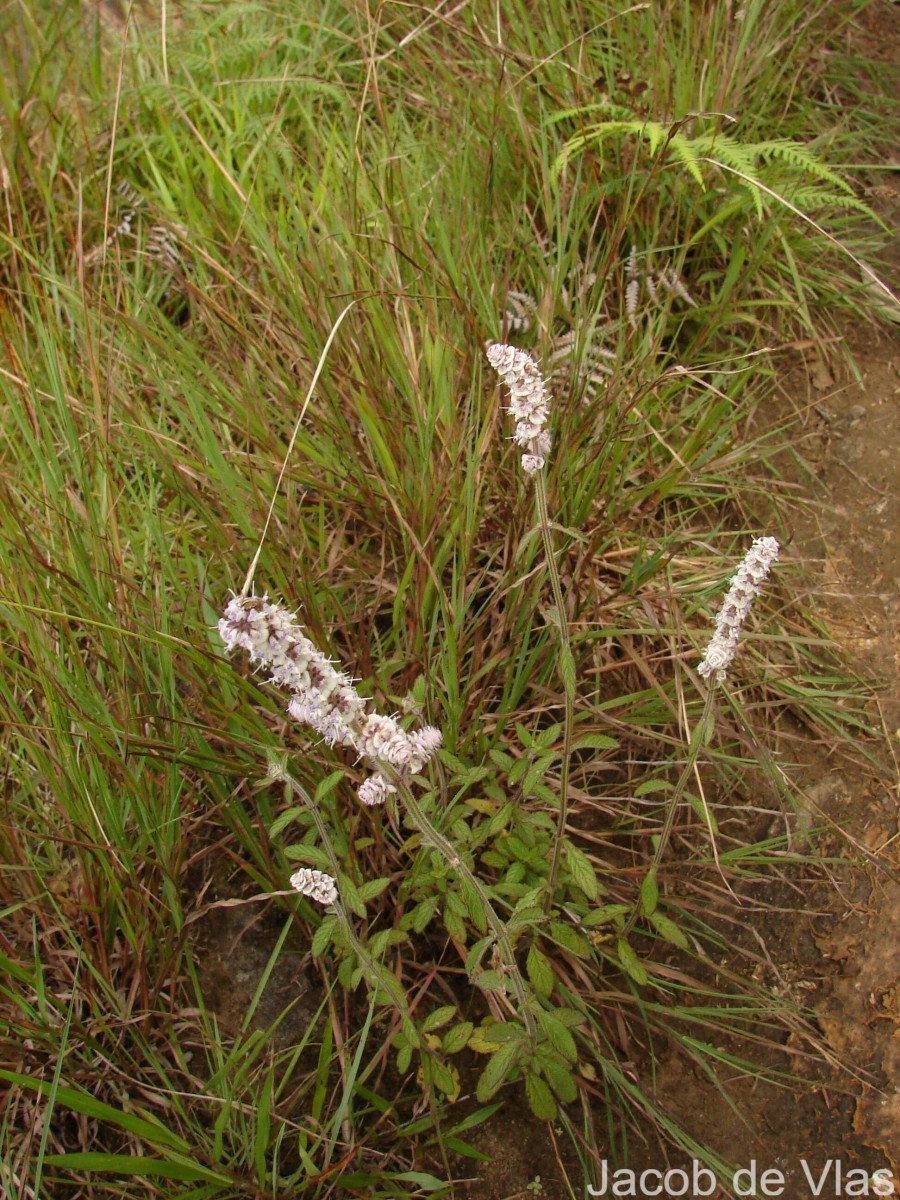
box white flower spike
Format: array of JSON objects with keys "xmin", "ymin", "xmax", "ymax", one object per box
[
  {"xmin": 698, "ymin": 537, "xmax": 780, "ymax": 681},
  {"xmin": 219, "ymin": 594, "xmax": 442, "ymax": 796},
  {"xmin": 486, "ymin": 343, "xmax": 552, "ymax": 475},
  {"xmin": 289, "ymin": 867, "xmax": 338, "ymax": 906}
]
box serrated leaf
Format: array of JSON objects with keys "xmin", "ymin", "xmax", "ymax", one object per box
[
  {"xmin": 546, "ymin": 1006, "xmax": 583, "ymax": 1028},
  {"xmin": 571, "ymin": 733, "xmax": 619, "ymax": 751},
  {"xmin": 475, "ymin": 1039, "xmax": 523, "ymax": 1101},
  {"xmin": 564, "ymin": 841, "xmax": 600, "ymax": 900},
  {"xmin": 396, "ymin": 1042, "xmax": 413, "ymax": 1074},
  {"xmin": 401, "ymin": 898, "xmax": 438, "ymax": 934},
  {"xmin": 536, "ymin": 1009, "xmax": 578, "ymax": 1063},
  {"xmin": 640, "ymin": 867, "xmax": 659, "ymax": 917},
  {"xmin": 465, "ymin": 935, "xmax": 494, "ymax": 975},
  {"xmin": 268, "ymin": 805, "xmax": 304, "ymax": 839},
  {"xmin": 650, "ymin": 911, "xmax": 690, "ymax": 950},
  {"xmin": 357, "ymin": 877, "xmax": 392, "ymax": 903},
  {"xmin": 459, "ymin": 875, "xmax": 488, "ymax": 933},
  {"xmin": 522, "ymin": 753, "xmax": 557, "ymax": 796},
  {"xmin": 474, "ymin": 969, "xmax": 505, "ymax": 993},
  {"xmin": 548, "ymin": 921, "xmax": 591, "ymax": 958},
  {"xmin": 443, "ymin": 1022, "xmax": 474, "ymax": 1055},
  {"xmin": 535, "ymin": 723, "xmax": 562, "ymax": 749},
  {"xmin": 616, "ymin": 938, "xmax": 649, "ymax": 985},
  {"xmin": 465, "ymin": 797, "xmax": 497, "ymax": 815},
  {"xmin": 443, "ymin": 905, "xmax": 467, "ymax": 943},
  {"xmin": 634, "ymin": 778, "xmax": 674, "ymax": 796},
  {"xmin": 314, "ymin": 769, "xmax": 345, "ymax": 802},
  {"xmin": 311, "ymin": 914, "xmax": 338, "ymax": 957},
  {"xmin": 425, "ymin": 1056, "xmax": 460, "ymax": 1101},
  {"xmin": 582, "ymin": 903, "xmax": 630, "ymax": 928},
  {"xmin": 437, "ymin": 749, "xmax": 469, "ymax": 775},
  {"xmin": 474, "ymin": 1020, "xmax": 525, "ymax": 1045},
  {"xmin": 422, "ymin": 1005, "xmax": 457, "ymax": 1033},
  {"xmin": 283, "ymin": 843, "xmax": 332, "ymax": 872},
  {"xmin": 527, "ymin": 944, "xmax": 555, "ymax": 998},
  {"xmin": 525, "ymin": 1071, "xmax": 557, "ymax": 1119},
  {"xmin": 486, "ymin": 801, "xmax": 515, "ymax": 836},
  {"xmin": 541, "ymin": 1058, "xmax": 578, "ymax": 1103},
  {"xmin": 338, "ymin": 873, "xmax": 366, "ymax": 918}
]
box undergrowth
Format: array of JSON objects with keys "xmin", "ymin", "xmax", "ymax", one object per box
[{"xmin": 0, "ymin": 1, "xmax": 894, "ymax": 1197}]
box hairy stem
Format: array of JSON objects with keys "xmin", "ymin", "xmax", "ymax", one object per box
[
  {"xmin": 533, "ymin": 472, "xmax": 575, "ymax": 904},
  {"xmin": 399, "ymin": 781, "xmax": 538, "ymax": 1045},
  {"xmin": 622, "ymin": 688, "xmax": 715, "ymax": 938}
]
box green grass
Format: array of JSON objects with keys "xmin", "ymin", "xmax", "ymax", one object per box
[{"xmin": 0, "ymin": 1, "xmax": 894, "ymax": 1196}]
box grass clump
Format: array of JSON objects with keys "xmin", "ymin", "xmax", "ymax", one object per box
[{"xmin": 0, "ymin": 1, "xmax": 892, "ymax": 1196}]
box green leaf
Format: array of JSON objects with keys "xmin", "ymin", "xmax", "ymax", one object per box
[
  {"xmin": 41, "ymin": 1155, "xmax": 229, "ymax": 1183},
  {"xmin": 475, "ymin": 1039, "xmax": 523, "ymax": 1102},
  {"xmin": 634, "ymin": 778, "xmax": 673, "ymax": 796},
  {"xmin": 391, "ymin": 1171, "xmax": 448, "ymax": 1190},
  {"xmin": 541, "ymin": 1057, "xmax": 578, "ymax": 1103},
  {"xmin": 422, "ymin": 1005, "xmax": 457, "ymax": 1033},
  {"xmin": 582, "ymin": 903, "xmax": 630, "ymax": 928},
  {"xmin": 564, "ymin": 841, "xmax": 600, "ymax": 900},
  {"xmin": 311, "ymin": 915, "xmax": 338, "ymax": 957},
  {"xmin": 283, "ymin": 843, "xmax": 333, "ymax": 872},
  {"xmin": 442, "ymin": 896, "xmax": 467, "ymax": 943},
  {"xmin": 401, "ymin": 898, "xmax": 439, "ymax": 933},
  {"xmin": 338, "ymin": 873, "xmax": 366, "ymax": 919},
  {"xmin": 616, "ymin": 938, "xmax": 649, "ymax": 985},
  {"xmin": 640, "ymin": 867, "xmax": 659, "ymax": 917},
  {"xmin": 465, "ymin": 935, "xmax": 494, "ymax": 975},
  {"xmin": 559, "ymin": 645, "xmax": 576, "ymax": 699},
  {"xmin": 650, "ymin": 911, "xmax": 690, "ymax": 951},
  {"xmin": 396, "ymin": 1042, "xmax": 413, "ymax": 1074},
  {"xmin": 443, "ymin": 1022, "xmax": 474, "ymax": 1055},
  {"xmin": 459, "ymin": 874, "xmax": 488, "ymax": 933},
  {"xmin": 254, "ymin": 1073, "xmax": 273, "ymax": 1187},
  {"xmin": 426, "ymin": 1056, "xmax": 460, "ymax": 1101},
  {"xmin": 571, "ymin": 733, "xmax": 618, "ymax": 751},
  {"xmin": 547, "ymin": 1006, "xmax": 584, "ymax": 1028},
  {"xmin": 525, "ymin": 1071, "xmax": 557, "ymax": 1120},
  {"xmin": 314, "ymin": 769, "xmax": 346, "ymax": 802},
  {"xmin": 526, "ymin": 944, "xmax": 555, "ymax": 998},
  {"xmin": 268, "ymin": 805, "xmax": 304, "ymax": 839},
  {"xmin": 688, "ymin": 791, "xmax": 718, "ymax": 833},
  {"xmin": 536, "ymin": 1009, "xmax": 578, "ymax": 1063},
  {"xmin": 0, "ymin": 1070, "xmax": 188, "ymax": 1152},
  {"xmin": 474, "ymin": 969, "xmax": 506, "ymax": 993},
  {"xmin": 357, "ymin": 877, "xmax": 392, "ymax": 903},
  {"xmin": 548, "ymin": 921, "xmax": 591, "ymax": 958}
]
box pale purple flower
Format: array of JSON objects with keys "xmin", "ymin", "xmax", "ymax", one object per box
[
  {"xmin": 289, "ymin": 867, "xmax": 338, "ymax": 905},
  {"xmin": 486, "ymin": 343, "xmax": 552, "ymax": 473},
  {"xmin": 358, "ymin": 774, "xmax": 396, "ymax": 807},
  {"xmin": 220, "ymin": 594, "xmax": 442, "ymax": 795},
  {"xmin": 698, "ymin": 537, "xmax": 780, "ymax": 680}
]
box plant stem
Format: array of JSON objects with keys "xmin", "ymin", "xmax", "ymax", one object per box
[
  {"xmin": 533, "ymin": 472, "xmax": 575, "ymax": 903},
  {"xmin": 399, "ymin": 781, "xmax": 538, "ymax": 1045},
  {"xmin": 274, "ymin": 761, "xmax": 422, "ymax": 1045},
  {"xmin": 622, "ymin": 688, "xmax": 715, "ymax": 938}
]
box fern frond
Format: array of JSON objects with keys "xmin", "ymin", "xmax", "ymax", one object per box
[
  {"xmin": 755, "ymin": 139, "xmax": 856, "ymax": 194},
  {"xmin": 666, "ymin": 134, "xmax": 706, "ymax": 187}
]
